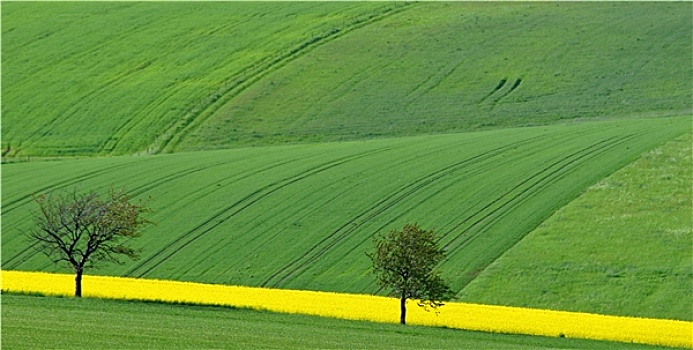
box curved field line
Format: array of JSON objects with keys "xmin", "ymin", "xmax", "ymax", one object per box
[
  {"xmin": 20, "ymin": 70, "xmax": 140, "ymax": 154},
  {"xmin": 157, "ymin": 3, "xmax": 418, "ymax": 153},
  {"xmin": 302, "ymin": 128, "xmax": 611, "ymax": 293},
  {"xmin": 364, "ymin": 133, "xmax": 638, "ymax": 294},
  {"xmin": 343, "ymin": 133, "xmax": 572, "ymax": 294},
  {"xmin": 99, "ymin": 18, "xmax": 246, "ymax": 156},
  {"xmin": 270, "ymin": 128, "xmax": 590, "ymax": 291},
  {"xmin": 1, "ymin": 155, "xmax": 253, "ymax": 270},
  {"xmin": 441, "ymin": 134, "xmax": 640, "ymax": 256},
  {"xmin": 1, "ymin": 160, "xmax": 146, "ymax": 216},
  {"xmin": 478, "ymin": 78, "xmax": 508, "ymax": 104},
  {"xmin": 100, "ymin": 90, "xmax": 179, "ymax": 155},
  {"xmin": 179, "ymin": 175, "xmax": 359, "ymax": 281},
  {"xmin": 404, "ymin": 59, "xmax": 466, "ymax": 109},
  {"xmin": 3, "ymin": 150, "xmax": 279, "ymax": 269},
  {"xmin": 186, "ymin": 137, "xmax": 454, "ymax": 281},
  {"xmin": 125, "ymin": 147, "xmax": 392, "ymax": 278},
  {"xmin": 492, "ymin": 78, "xmax": 523, "ymax": 106},
  {"xmin": 17, "ymin": 7, "xmax": 186, "ymax": 153},
  {"xmin": 261, "ymin": 136, "xmax": 549, "ymax": 288},
  {"xmin": 120, "ymin": 155, "xmax": 323, "ymax": 277}
]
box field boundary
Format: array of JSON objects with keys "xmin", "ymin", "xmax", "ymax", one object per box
[{"xmin": 3, "ymin": 270, "xmax": 690, "ymax": 348}]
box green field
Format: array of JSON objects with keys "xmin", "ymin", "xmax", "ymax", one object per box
[
  {"xmin": 3, "ymin": 117, "xmax": 689, "ymax": 296},
  {"xmin": 2, "ymin": 1, "xmax": 692, "ymax": 348},
  {"xmin": 462, "ymin": 133, "xmax": 692, "ymax": 321},
  {"xmin": 1, "ymin": 294, "xmax": 676, "ymax": 350},
  {"xmin": 2, "ymin": 2, "xmax": 690, "ymax": 156}
]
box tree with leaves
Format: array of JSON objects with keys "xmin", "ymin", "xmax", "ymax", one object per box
[
  {"xmin": 29, "ymin": 188, "xmax": 152, "ymax": 297},
  {"xmin": 368, "ymin": 223, "xmax": 454, "ymax": 325}
]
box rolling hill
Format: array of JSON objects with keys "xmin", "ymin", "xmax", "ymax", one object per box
[
  {"xmin": 1, "ymin": 1, "xmax": 691, "ymax": 341},
  {"xmin": 462, "ymin": 133, "xmax": 692, "ymax": 321},
  {"xmin": 2, "ymin": 2, "xmax": 690, "ymax": 157},
  {"xmin": 3, "ymin": 117, "xmax": 688, "ymax": 297}
]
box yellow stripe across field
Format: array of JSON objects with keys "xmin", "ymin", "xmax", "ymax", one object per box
[{"xmin": 2, "ymin": 270, "xmax": 691, "ymax": 348}]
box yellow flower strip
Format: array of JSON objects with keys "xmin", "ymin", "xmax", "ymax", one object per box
[{"xmin": 3, "ymin": 270, "xmax": 691, "ymax": 348}]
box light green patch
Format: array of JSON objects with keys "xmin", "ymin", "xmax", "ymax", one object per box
[{"xmin": 461, "ymin": 133, "xmax": 692, "ymax": 321}]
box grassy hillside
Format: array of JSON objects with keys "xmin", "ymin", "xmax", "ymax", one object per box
[
  {"xmin": 1, "ymin": 2, "xmax": 389, "ymax": 157},
  {"xmin": 2, "ymin": 2, "xmax": 690, "ymax": 157},
  {"xmin": 3, "ymin": 117, "xmax": 688, "ymax": 296},
  {"xmin": 461, "ymin": 133, "xmax": 692, "ymax": 321},
  {"xmin": 181, "ymin": 2, "xmax": 692, "ymax": 152},
  {"xmin": 1, "ymin": 294, "xmax": 674, "ymax": 350}
]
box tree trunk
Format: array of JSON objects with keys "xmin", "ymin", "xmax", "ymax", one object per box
[
  {"xmin": 75, "ymin": 267, "xmax": 83, "ymax": 298},
  {"xmin": 400, "ymin": 294, "xmax": 407, "ymax": 325}
]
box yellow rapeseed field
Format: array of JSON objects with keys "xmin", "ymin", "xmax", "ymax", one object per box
[{"xmin": 2, "ymin": 270, "xmax": 691, "ymax": 348}]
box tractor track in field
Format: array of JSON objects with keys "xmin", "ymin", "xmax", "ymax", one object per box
[
  {"xmin": 3, "ymin": 162, "xmax": 148, "ymax": 269},
  {"xmin": 441, "ymin": 133, "xmax": 640, "ymax": 258},
  {"xmin": 362, "ymin": 132, "xmax": 637, "ymax": 295},
  {"xmin": 101, "ymin": 19, "xmax": 246, "ymax": 155},
  {"xmin": 157, "ymin": 3, "xmax": 417, "ymax": 154},
  {"xmin": 2, "ymin": 161, "xmax": 141, "ymax": 216},
  {"xmin": 493, "ymin": 78, "xmax": 522, "ymax": 103},
  {"xmin": 122, "ymin": 151, "xmax": 322, "ymax": 278},
  {"xmin": 261, "ymin": 136, "xmax": 551, "ymax": 288},
  {"xmin": 478, "ymin": 77, "xmax": 523, "ymax": 106},
  {"xmin": 4, "ymin": 149, "xmax": 287, "ymax": 269},
  {"xmin": 478, "ymin": 78, "xmax": 508, "ymax": 104},
  {"xmin": 23, "ymin": 69, "xmax": 146, "ymax": 154},
  {"xmin": 340, "ymin": 131, "xmax": 568, "ymax": 282},
  {"xmin": 125, "ymin": 147, "xmax": 391, "ymax": 278},
  {"xmin": 2, "ymin": 155, "xmax": 252, "ymax": 270},
  {"xmin": 196, "ymin": 136, "xmax": 468, "ymax": 281},
  {"xmin": 196, "ymin": 136, "xmax": 470, "ymax": 282}
]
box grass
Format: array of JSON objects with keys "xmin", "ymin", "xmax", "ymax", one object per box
[
  {"xmin": 0, "ymin": 293, "xmax": 679, "ymax": 350},
  {"xmin": 3, "ymin": 117, "xmax": 689, "ymax": 301},
  {"xmin": 1, "ymin": 2, "xmax": 388, "ymax": 157},
  {"xmin": 461, "ymin": 133, "xmax": 692, "ymax": 321},
  {"xmin": 183, "ymin": 2, "xmax": 691, "ymax": 152},
  {"xmin": 2, "ymin": 2, "xmax": 690, "ymax": 157},
  {"xmin": 2, "ymin": 2, "xmax": 691, "ymax": 343}
]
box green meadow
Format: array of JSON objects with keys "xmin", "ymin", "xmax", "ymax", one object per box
[
  {"xmin": 1, "ymin": 1, "xmax": 691, "ymax": 348},
  {"xmin": 3, "ymin": 117, "xmax": 688, "ymax": 297},
  {"xmin": 1, "ymin": 294, "xmax": 677, "ymax": 350},
  {"xmin": 2, "ymin": 2, "xmax": 690, "ymax": 156},
  {"xmin": 462, "ymin": 133, "xmax": 692, "ymax": 321}
]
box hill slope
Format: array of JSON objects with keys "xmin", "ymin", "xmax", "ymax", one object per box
[
  {"xmin": 179, "ymin": 2, "xmax": 692, "ymax": 152},
  {"xmin": 3, "ymin": 117, "xmax": 688, "ymax": 296},
  {"xmin": 2, "ymin": 2, "xmax": 690, "ymax": 157},
  {"xmin": 461, "ymin": 133, "xmax": 692, "ymax": 321},
  {"xmin": 1, "ymin": 2, "xmax": 389, "ymax": 156}
]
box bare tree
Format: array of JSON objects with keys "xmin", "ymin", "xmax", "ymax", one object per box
[
  {"xmin": 29, "ymin": 188, "xmax": 152, "ymax": 297},
  {"xmin": 368, "ymin": 223, "xmax": 454, "ymax": 325}
]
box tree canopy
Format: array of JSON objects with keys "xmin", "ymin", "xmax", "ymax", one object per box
[
  {"xmin": 369, "ymin": 223, "xmax": 454, "ymax": 324},
  {"xmin": 29, "ymin": 188, "xmax": 152, "ymax": 297}
]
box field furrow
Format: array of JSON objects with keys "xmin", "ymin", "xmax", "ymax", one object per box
[
  {"xmin": 262, "ymin": 135, "xmax": 549, "ymax": 288},
  {"xmin": 3, "ymin": 117, "xmax": 687, "ymax": 292},
  {"xmin": 126, "ymin": 146, "xmax": 393, "ymax": 278}
]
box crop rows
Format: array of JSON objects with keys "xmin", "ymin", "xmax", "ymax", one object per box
[
  {"xmin": 2, "ymin": 117, "xmax": 688, "ymax": 294},
  {"xmin": 180, "ymin": 2, "xmax": 692, "ymax": 151},
  {"xmin": 3, "ymin": 3, "xmax": 690, "ymax": 157},
  {"xmin": 462, "ymin": 132, "xmax": 693, "ymax": 321},
  {"xmin": 1, "ymin": 2, "xmax": 388, "ymax": 156}
]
